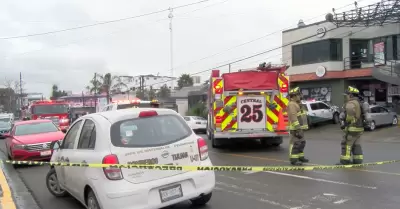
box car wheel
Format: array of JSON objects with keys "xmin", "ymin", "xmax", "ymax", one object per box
[
  {"xmin": 46, "ymin": 168, "xmax": 68, "ymax": 197},
  {"xmin": 369, "ymin": 121, "xmax": 376, "ymax": 131},
  {"xmin": 333, "ymin": 113, "xmax": 340, "ymax": 124},
  {"xmin": 191, "ymin": 193, "xmax": 212, "ymax": 206},
  {"xmin": 87, "ymin": 190, "xmax": 101, "ymax": 209},
  {"xmin": 392, "ymin": 117, "xmax": 398, "ymax": 125}
]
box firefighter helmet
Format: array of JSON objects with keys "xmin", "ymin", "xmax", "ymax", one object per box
[
  {"xmin": 344, "ymin": 86, "xmax": 360, "ymax": 95},
  {"xmin": 289, "ymin": 87, "xmax": 301, "ymax": 96}
]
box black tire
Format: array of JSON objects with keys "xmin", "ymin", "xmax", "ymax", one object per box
[
  {"xmin": 261, "ymin": 137, "xmax": 282, "ymax": 147},
  {"xmin": 191, "ymin": 193, "xmax": 212, "ymax": 206},
  {"xmin": 46, "ymin": 168, "xmax": 68, "ymax": 197},
  {"xmin": 332, "ymin": 113, "xmax": 340, "ymax": 124},
  {"xmin": 86, "ymin": 190, "xmax": 101, "ymax": 209},
  {"xmin": 369, "ymin": 121, "xmax": 376, "ymax": 131},
  {"xmin": 392, "ymin": 116, "xmax": 398, "ymax": 125}
]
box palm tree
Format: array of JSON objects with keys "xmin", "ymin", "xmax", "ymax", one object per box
[
  {"xmin": 97, "ymin": 73, "xmax": 128, "ymax": 103},
  {"xmin": 177, "ymin": 74, "xmax": 194, "ymax": 89}
]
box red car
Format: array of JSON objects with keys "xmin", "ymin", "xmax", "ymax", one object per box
[{"xmin": 4, "ymin": 119, "xmax": 65, "ymax": 161}]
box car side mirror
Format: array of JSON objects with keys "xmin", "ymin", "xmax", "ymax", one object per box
[
  {"xmin": 61, "ymin": 129, "xmax": 67, "ymax": 134},
  {"xmin": 2, "ymin": 133, "xmax": 10, "ymax": 138},
  {"xmin": 50, "ymin": 141, "xmax": 61, "ymax": 150}
]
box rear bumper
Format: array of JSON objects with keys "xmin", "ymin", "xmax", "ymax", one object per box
[{"xmin": 214, "ymin": 131, "xmax": 288, "ymax": 139}]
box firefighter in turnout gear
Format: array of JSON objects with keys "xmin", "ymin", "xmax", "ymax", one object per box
[
  {"xmin": 338, "ymin": 86, "xmax": 366, "ymax": 165},
  {"xmin": 287, "ymin": 87, "xmax": 309, "ymax": 165}
]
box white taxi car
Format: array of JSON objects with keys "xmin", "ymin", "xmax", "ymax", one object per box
[
  {"xmin": 183, "ymin": 116, "xmax": 207, "ymax": 134},
  {"xmin": 46, "ymin": 108, "xmax": 215, "ymax": 209},
  {"xmin": 301, "ymin": 99, "xmax": 340, "ymax": 127}
]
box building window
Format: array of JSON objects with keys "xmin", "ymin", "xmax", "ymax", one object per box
[{"xmin": 292, "ymin": 39, "xmax": 343, "ymax": 66}]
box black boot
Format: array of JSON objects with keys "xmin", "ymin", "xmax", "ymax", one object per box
[
  {"xmin": 299, "ymin": 157, "xmax": 309, "ymax": 163},
  {"xmin": 336, "ymin": 160, "xmax": 351, "ymax": 165},
  {"xmin": 290, "ymin": 160, "xmax": 303, "ymax": 166}
]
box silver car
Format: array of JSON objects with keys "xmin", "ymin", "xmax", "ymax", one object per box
[{"xmin": 365, "ymin": 105, "xmax": 398, "ymax": 131}]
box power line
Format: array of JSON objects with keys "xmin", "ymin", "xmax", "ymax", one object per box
[
  {"xmin": 0, "ymin": 0, "xmax": 210, "ymax": 40},
  {"xmin": 141, "ymin": 25, "xmax": 375, "ymax": 88},
  {"xmin": 165, "ymin": 0, "xmax": 369, "ymax": 73}
]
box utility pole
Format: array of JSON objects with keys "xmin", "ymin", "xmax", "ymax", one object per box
[
  {"xmin": 19, "ymin": 72, "xmax": 23, "ymax": 111},
  {"xmin": 168, "ymin": 8, "xmax": 175, "ymax": 91},
  {"xmin": 93, "ymin": 73, "xmax": 98, "ymax": 109}
]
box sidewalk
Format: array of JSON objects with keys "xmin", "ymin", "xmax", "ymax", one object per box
[{"xmin": 0, "ymin": 167, "xmax": 17, "ymax": 209}]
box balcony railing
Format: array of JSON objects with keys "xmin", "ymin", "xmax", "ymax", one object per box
[{"xmin": 344, "ymin": 54, "xmax": 400, "ymax": 77}]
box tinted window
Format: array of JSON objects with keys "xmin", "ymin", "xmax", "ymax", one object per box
[
  {"xmin": 14, "ymin": 122, "xmax": 59, "ymax": 136},
  {"xmin": 0, "ymin": 118, "xmax": 10, "ymax": 123},
  {"xmin": 110, "ymin": 115, "xmax": 192, "ymax": 147},
  {"xmin": 292, "ymin": 39, "xmax": 343, "ymax": 66},
  {"xmin": 318, "ymin": 103, "xmax": 330, "ymax": 109},
  {"xmin": 310, "ymin": 103, "xmax": 319, "ymax": 110},
  {"xmin": 117, "ymin": 103, "xmax": 159, "ymax": 110},
  {"xmin": 62, "ymin": 120, "xmax": 82, "ymax": 149},
  {"xmin": 77, "ymin": 120, "xmax": 96, "ymax": 149},
  {"xmin": 32, "ymin": 104, "xmax": 69, "ymax": 114},
  {"xmin": 370, "ymin": 107, "xmax": 379, "ymax": 113},
  {"xmin": 379, "ymin": 107, "xmax": 388, "ymax": 113}
]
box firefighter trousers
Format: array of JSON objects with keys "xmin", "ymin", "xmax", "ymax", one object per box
[
  {"xmin": 289, "ymin": 130, "xmax": 306, "ymax": 163},
  {"xmin": 340, "ymin": 132, "xmax": 363, "ymax": 164}
]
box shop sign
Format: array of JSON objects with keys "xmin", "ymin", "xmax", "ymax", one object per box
[{"xmin": 315, "ymin": 66, "xmax": 326, "ymax": 77}]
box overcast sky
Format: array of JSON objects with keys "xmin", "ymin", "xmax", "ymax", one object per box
[{"xmin": 0, "ymin": 0, "xmax": 378, "ymax": 97}]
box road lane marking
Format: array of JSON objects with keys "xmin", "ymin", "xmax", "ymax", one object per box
[
  {"xmin": 210, "ymin": 151, "xmax": 400, "ymax": 176},
  {"xmin": 214, "ymin": 186, "xmax": 296, "ymax": 209},
  {"xmin": 0, "ymin": 167, "xmax": 17, "ymax": 209},
  {"xmin": 263, "ymin": 171, "xmax": 377, "ymax": 189},
  {"xmin": 217, "ymin": 174, "xmax": 269, "ymax": 187}
]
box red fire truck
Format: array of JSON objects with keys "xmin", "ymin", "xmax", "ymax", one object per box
[
  {"xmin": 29, "ymin": 100, "xmax": 70, "ymax": 131},
  {"xmin": 207, "ymin": 64, "xmax": 290, "ymax": 148}
]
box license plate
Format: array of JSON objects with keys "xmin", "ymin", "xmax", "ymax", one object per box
[
  {"xmin": 159, "ymin": 184, "xmax": 183, "ymax": 202},
  {"xmin": 40, "ymin": 150, "xmax": 52, "ymax": 156}
]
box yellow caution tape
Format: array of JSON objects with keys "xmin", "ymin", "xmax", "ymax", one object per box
[{"xmin": 3, "ymin": 159, "xmax": 400, "ymax": 171}]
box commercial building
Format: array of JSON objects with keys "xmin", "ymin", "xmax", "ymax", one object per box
[{"xmin": 282, "ymin": 2, "xmax": 400, "ymax": 106}]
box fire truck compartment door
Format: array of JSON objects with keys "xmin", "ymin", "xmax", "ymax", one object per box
[{"xmin": 237, "ymin": 96, "xmax": 266, "ymax": 130}]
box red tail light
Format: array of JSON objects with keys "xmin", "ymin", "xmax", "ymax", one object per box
[
  {"xmin": 139, "ymin": 110, "xmax": 158, "ymax": 118},
  {"xmin": 197, "ymin": 138, "xmax": 208, "ymax": 161},
  {"xmin": 102, "ymin": 154, "xmax": 123, "ymax": 180},
  {"xmin": 281, "ymin": 83, "xmax": 288, "ymax": 93}
]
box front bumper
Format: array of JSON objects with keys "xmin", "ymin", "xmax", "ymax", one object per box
[{"xmin": 11, "ymin": 149, "xmax": 53, "ymax": 161}]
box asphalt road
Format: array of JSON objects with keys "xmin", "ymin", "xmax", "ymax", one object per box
[{"xmin": 1, "ymin": 123, "xmax": 400, "ymax": 209}]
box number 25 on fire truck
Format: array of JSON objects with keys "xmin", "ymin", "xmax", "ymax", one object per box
[{"xmin": 207, "ymin": 64, "xmax": 290, "ymax": 149}]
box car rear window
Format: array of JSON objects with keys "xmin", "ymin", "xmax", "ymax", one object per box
[
  {"xmin": 110, "ymin": 114, "xmax": 192, "ymax": 147},
  {"xmin": 117, "ymin": 103, "xmax": 159, "ymax": 109},
  {"xmin": 15, "ymin": 122, "xmax": 59, "ymax": 136}
]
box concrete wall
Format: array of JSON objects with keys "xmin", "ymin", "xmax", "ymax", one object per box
[
  {"xmin": 176, "ymin": 98, "xmax": 188, "ymax": 116},
  {"xmin": 282, "ymin": 22, "xmax": 400, "ymax": 75}
]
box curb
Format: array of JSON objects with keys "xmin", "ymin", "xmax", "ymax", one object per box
[{"xmin": 0, "ymin": 151, "xmax": 40, "ymax": 209}]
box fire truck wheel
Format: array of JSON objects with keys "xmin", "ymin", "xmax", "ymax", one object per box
[{"xmin": 211, "ymin": 134, "xmax": 222, "ymax": 148}]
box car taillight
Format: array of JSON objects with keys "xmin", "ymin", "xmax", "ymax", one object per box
[
  {"xmin": 197, "ymin": 138, "xmax": 208, "ymax": 161},
  {"xmin": 102, "ymin": 154, "xmax": 123, "ymax": 180},
  {"xmin": 59, "ymin": 118, "xmax": 69, "ymax": 123},
  {"xmin": 138, "ymin": 110, "xmax": 158, "ymax": 118}
]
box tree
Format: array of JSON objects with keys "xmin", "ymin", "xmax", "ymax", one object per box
[
  {"xmin": 177, "ymin": 74, "xmax": 193, "ymax": 89},
  {"xmin": 157, "ymin": 84, "xmax": 171, "ymax": 99},
  {"xmin": 51, "ymin": 84, "xmax": 68, "ymax": 100},
  {"xmin": 135, "ymin": 89, "xmax": 146, "ymax": 100},
  {"xmin": 3, "ymin": 78, "xmax": 18, "ymax": 112},
  {"xmin": 87, "ymin": 73, "xmax": 127, "ymax": 103},
  {"xmin": 148, "ymin": 86, "xmax": 156, "ymax": 100}
]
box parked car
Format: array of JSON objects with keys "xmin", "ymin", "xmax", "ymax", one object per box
[
  {"xmin": 365, "ymin": 105, "xmax": 398, "ymax": 131},
  {"xmin": 301, "ymin": 100, "xmax": 340, "ymax": 127},
  {"xmin": 46, "ymin": 108, "xmax": 215, "ymax": 209},
  {"xmin": 183, "ymin": 116, "xmax": 207, "ymax": 133},
  {"xmin": 0, "ymin": 121, "xmax": 11, "ymax": 138},
  {"xmin": 4, "ymin": 119, "xmax": 65, "ymax": 161}
]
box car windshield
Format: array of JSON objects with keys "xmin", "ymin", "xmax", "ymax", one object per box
[
  {"xmin": 0, "ymin": 118, "xmax": 10, "ymax": 123},
  {"xmin": 110, "ymin": 114, "xmax": 192, "ymax": 147},
  {"xmin": 32, "ymin": 104, "xmax": 69, "ymax": 114},
  {"xmin": 15, "ymin": 122, "xmax": 59, "ymax": 136},
  {"xmin": 0, "ymin": 121, "xmax": 10, "ymax": 128},
  {"xmin": 117, "ymin": 103, "xmax": 160, "ymax": 109}
]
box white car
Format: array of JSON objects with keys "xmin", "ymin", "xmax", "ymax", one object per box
[
  {"xmin": 183, "ymin": 116, "xmax": 207, "ymax": 134},
  {"xmin": 46, "ymin": 108, "xmax": 215, "ymax": 209}
]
